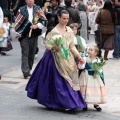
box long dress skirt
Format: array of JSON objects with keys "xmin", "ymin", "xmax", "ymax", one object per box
[
  {"xmin": 26, "ymin": 50, "xmax": 85, "ymax": 109},
  {"xmin": 79, "ymin": 63, "xmax": 107, "ymax": 104},
  {"xmin": 101, "ymin": 34, "xmax": 114, "ymax": 51}
]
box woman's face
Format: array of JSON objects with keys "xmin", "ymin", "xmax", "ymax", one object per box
[{"xmin": 58, "ymin": 13, "xmax": 69, "ymax": 26}]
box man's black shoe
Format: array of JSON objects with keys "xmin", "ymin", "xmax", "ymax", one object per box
[{"xmin": 23, "ymin": 72, "xmax": 31, "ymax": 79}]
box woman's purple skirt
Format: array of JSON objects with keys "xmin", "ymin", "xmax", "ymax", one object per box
[{"xmin": 26, "ymin": 50, "xmax": 85, "ymax": 109}]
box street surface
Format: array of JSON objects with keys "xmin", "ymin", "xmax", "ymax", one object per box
[{"xmin": 0, "ymin": 27, "xmax": 120, "ymax": 120}]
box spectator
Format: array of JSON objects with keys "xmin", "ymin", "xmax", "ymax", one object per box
[
  {"xmin": 15, "ymin": 0, "xmax": 45, "ymax": 79},
  {"xmin": 96, "ymin": 0, "xmax": 117, "ymax": 60},
  {"xmin": 113, "ymin": 0, "xmax": 120, "ymax": 59},
  {"xmin": 64, "ymin": 0, "xmax": 80, "ymax": 25}
]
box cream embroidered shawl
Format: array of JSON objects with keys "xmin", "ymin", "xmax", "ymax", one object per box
[{"xmin": 45, "ymin": 26, "xmax": 81, "ymax": 90}]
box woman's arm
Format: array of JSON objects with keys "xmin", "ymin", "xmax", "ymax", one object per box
[
  {"xmin": 69, "ymin": 41, "xmax": 80, "ymax": 58},
  {"xmin": 69, "ymin": 41, "xmax": 85, "ymax": 63},
  {"xmin": 44, "ymin": 32, "xmax": 53, "ymax": 50}
]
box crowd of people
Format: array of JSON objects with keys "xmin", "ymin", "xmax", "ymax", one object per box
[{"xmin": 0, "ymin": 0, "xmax": 120, "ymax": 113}]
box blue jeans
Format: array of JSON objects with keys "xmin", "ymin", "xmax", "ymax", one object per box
[{"xmin": 113, "ymin": 25, "xmax": 120, "ymax": 58}]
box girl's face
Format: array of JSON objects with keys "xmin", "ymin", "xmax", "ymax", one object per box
[
  {"xmin": 72, "ymin": 27, "xmax": 77, "ymax": 35},
  {"xmin": 87, "ymin": 46, "xmax": 97, "ymax": 58},
  {"xmin": 58, "ymin": 13, "xmax": 69, "ymax": 26},
  {"xmin": 4, "ymin": 17, "xmax": 8, "ymax": 22}
]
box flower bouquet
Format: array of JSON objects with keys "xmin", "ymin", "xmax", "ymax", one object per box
[
  {"xmin": 88, "ymin": 57, "xmax": 106, "ymax": 79},
  {"xmin": 47, "ymin": 35, "xmax": 68, "ymax": 59},
  {"xmin": 29, "ymin": 9, "xmax": 47, "ymax": 37}
]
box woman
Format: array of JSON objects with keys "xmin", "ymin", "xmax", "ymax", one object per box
[
  {"xmin": 76, "ymin": 0, "xmax": 88, "ymax": 40},
  {"xmin": 26, "ymin": 10, "xmax": 85, "ymax": 111},
  {"xmin": 96, "ymin": 0, "xmax": 117, "ymax": 60},
  {"xmin": 88, "ymin": 0, "xmax": 96, "ymax": 34},
  {"xmin": 0, "ymin": 16, "xmax": 13, "ymax": 55},
  {"xmin": 92, "ymin": 0, "xmax": 103, "ymax": 31}
]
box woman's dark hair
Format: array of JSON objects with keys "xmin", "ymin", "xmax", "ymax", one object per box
[
  {"xmin": 65, "ymin": 0, "xmax": 72, "ymax": 7},
  {"xmin": 103, "ymin": 0, "xmax": 115, "ymax": 23},
  {"xmin": 57, "ymin": 9, "xmax": 69, "ymax": 17},
  {"xmin": 45, "ymin": 10, "xmax": 69, "ymax": 37}
]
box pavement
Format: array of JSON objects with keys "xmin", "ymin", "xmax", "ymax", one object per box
[{"xmin": 0, "ymin": 28, "xmax": 120, "ymax": 120}]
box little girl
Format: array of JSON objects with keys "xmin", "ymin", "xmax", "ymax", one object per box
[
  {"xmin": 78, "ymin": 45, "xmax": 107, "ymax": 111},
  {"xmin": 0, "ymin": 16, "xmax": 12, "ymax": 55},
  {"xmin": 69, "ymin": 23, "xmax": 87, "ymax": 54},
  {"xmin": 69, "ymin": 23, "xmax": 87, "ymax": 75}
]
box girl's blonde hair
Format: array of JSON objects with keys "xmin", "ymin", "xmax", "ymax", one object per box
[
  {"xmin": 69, "ymin": 23, "xmax": 79, "ymax": 29},
  {"xmin": 92, "ymin": 45, "xmax": 99, "ymax": 54}
]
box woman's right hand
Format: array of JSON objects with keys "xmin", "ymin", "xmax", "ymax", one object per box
[{"xmin": 51, "ymin": 46, "xmax": 61, "ymax": 51}]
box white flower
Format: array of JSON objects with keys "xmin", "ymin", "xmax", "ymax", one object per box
[
  {"xmin": 91, "ymin": 59, "xmax": 97, "ymax": 63},
  {"xmin": 52, "ymin": 35, "xmax": 62, "ymax": 40},
  {"xmin": 91, "ymin": 57, "xmax": 101, "ymax": 63},
  {"xmin": 97, "ymin": 58, "xmax": 101, "ymax": 63}
]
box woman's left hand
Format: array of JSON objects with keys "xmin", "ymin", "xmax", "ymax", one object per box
[{"xmin": 78, "ymin": 57, "xmax": 85, "ymax": 64}]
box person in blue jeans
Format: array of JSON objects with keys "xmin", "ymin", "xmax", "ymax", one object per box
[{"xmin": 113, "ymin": 0, "xmax": 120, "ymax": 59}]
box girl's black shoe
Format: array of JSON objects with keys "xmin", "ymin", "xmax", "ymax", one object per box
[{"xmin": 94, "ymin": 105, "xmax": 102, "ymax": 111}]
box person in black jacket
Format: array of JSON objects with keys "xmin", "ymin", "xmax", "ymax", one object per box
[
  {"xmin": 64, "ymin": 0, "xmax": 80, "ymax": 25},
  {"xmin": 113, "ymin": 0, "xmax": 120, "ymax": 59},
  {"xmin": 45, "ymin": 0, "xmax": 64, "ymax": 35}
]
